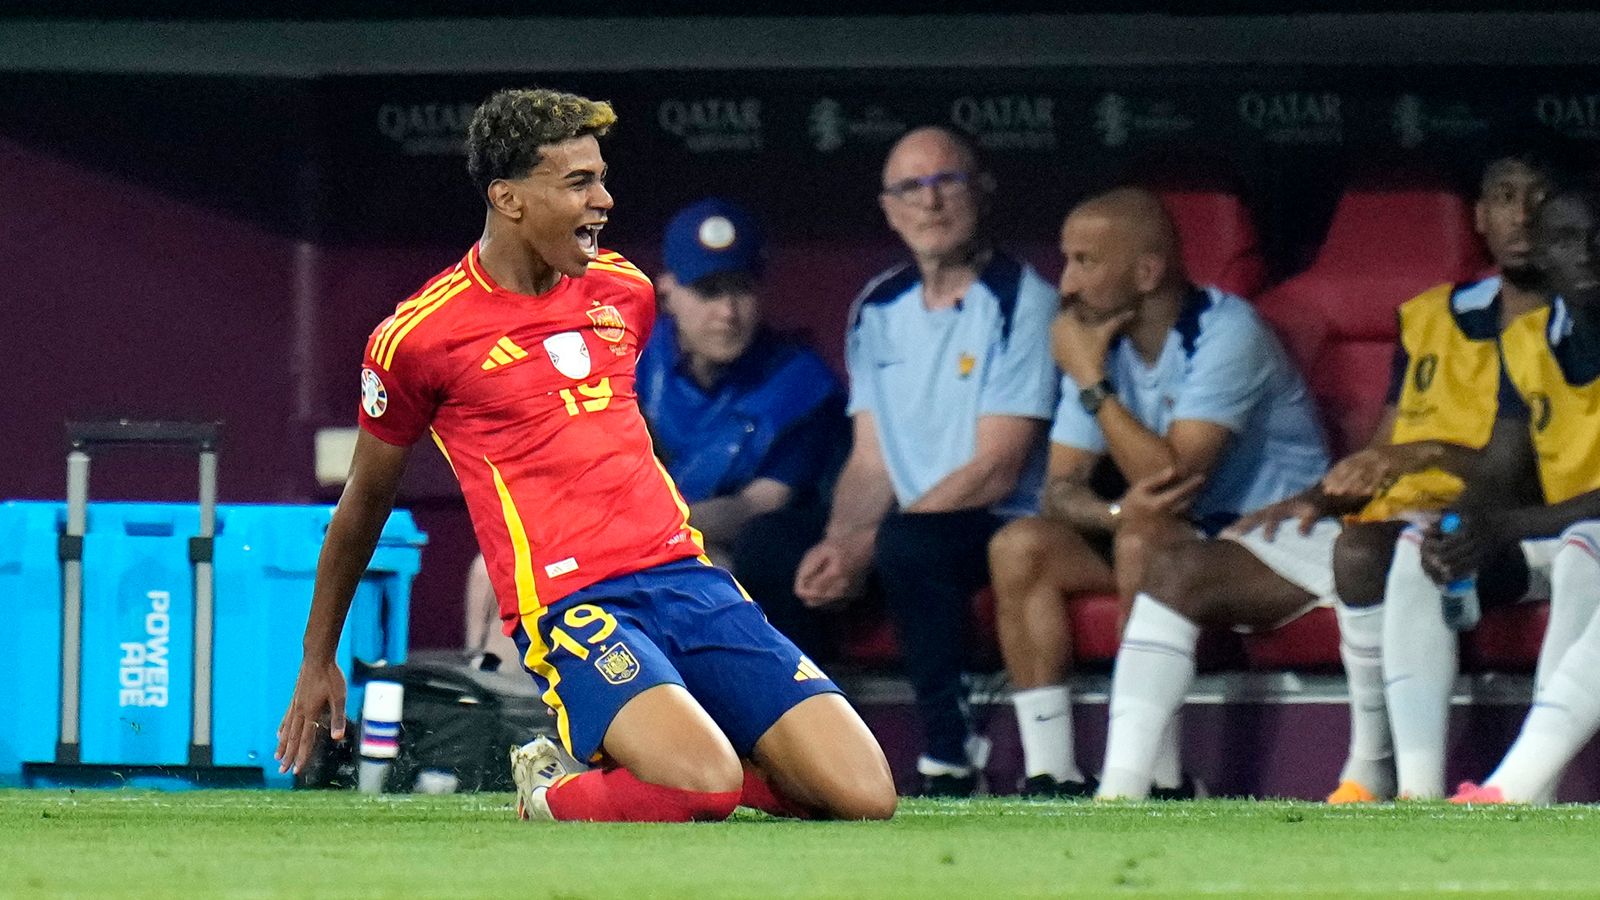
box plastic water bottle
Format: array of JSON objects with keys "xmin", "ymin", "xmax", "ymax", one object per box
[
  {"xmin": 357, "ymin": 680, "xmax": 405, "ymax": 794},
  {"xmin": 1437, "ymin": 511, "xmax": 1482, "ymax": 631}
]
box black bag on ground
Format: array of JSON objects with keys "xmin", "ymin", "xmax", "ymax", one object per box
[{"xmin": 354, "ymin": 657, "xmax": 553, "ymax": 793}]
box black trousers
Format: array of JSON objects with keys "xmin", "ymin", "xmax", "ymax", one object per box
[
  {"xmin": 731, "ymin": 503, "xmax": 833, "ymax": 660},
  {"xmin": 875, "ymin": 508, "xmax": 1006, "ymax": 766}
]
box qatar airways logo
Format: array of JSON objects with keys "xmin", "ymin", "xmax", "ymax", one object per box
[
  {"xmin": 1536, "ymin": 94, "xmax": 1600, "ymax": 139},
  {"xmin": 377, "ymin": 101, "xmax": 475, "ymax": 156},
  {"xmin": 658, "ymin": 98, "xmax": 763, "ymax": 153},
  {"xmin": 1238, "ymin": 92, "xmax": 1343, "ymax": 144},
  {"xmin": 950, "ymin": 95, "xmax": 1056, "ymax": 151}
]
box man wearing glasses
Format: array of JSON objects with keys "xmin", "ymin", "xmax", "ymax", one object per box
[{"xmin": 792, "ymin": 126, "xmax": 1059, "ymax": 796}]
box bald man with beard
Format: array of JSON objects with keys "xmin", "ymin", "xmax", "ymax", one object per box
[{"xmin": 988, "ymin": 187, "xmax": 1328, "ymax": 799}]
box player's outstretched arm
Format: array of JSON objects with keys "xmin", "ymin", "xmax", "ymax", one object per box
[{"xmin": 276, "ymin": 430, "xmax": 411, "ymax": 774}]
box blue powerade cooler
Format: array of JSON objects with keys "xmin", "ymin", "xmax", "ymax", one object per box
[{"xmin": 0, "ymin": 421, "xmax": 426, "ymax": 789}]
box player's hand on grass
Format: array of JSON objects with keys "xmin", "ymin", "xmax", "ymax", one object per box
[
  {"xmin": 1222, "ymin": 489, "xmax": 1326, "ymax": 542},
  {"xmin": 1321, "ymin": 446, "xmax": 1413, "ymax": 498},
  {"xmin": 276, "ymin": 660, "xmax": 347, "ymax": 775},
  {"xmin": 1420, "ymin": 510, "xmax": 1507, "ymax": 586},
  {"xmin": 1119, "ymin": 468, "xmax": 1205, "ymax": 519},
  {"xmin": 794, "ymin": 537, "xmax": 872, "ymax": 608}
]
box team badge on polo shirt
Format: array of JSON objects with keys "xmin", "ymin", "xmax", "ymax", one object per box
[
  {"xmin": 586, "ymin": 305, "xmax": 627, "ymax": 343},
  {"xmin": 544, "ymin": 332, "xmax": 592, "ymax": 379},
  {"xmin": 361, "ymin": 367, "xmax": 388, "ymax": 417},
  {"xmin": 957, "ymin": 352, "xmax": 977, "ymax": 379}
]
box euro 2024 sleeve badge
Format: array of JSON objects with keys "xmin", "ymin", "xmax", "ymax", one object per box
[{"xmin": 361, "ymin": 367, "xmax": 388, "ymax": 417}]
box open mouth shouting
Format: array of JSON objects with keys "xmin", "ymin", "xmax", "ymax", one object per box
[{"xmin": 576, "ymin": 222, "xmax": 605, "ymax": 259}]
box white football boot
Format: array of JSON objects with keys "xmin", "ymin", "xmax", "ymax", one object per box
[{"xmin": 510, "ymin": 735, "xmax": 583, "ymax": 821}]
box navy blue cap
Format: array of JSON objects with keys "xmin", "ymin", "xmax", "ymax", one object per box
[{"xmin": 662, "ymin": 198, "xmax": 766, "ymax": 287}]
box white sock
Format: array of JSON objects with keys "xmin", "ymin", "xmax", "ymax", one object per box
[
  {"xmin": 1013, "ymin": 685, "xmax": 1082, "ymax": 782},
  {"xmin": 1487, "ymin": 627, "xmax": 1600, "ymax": 802},
  {"xmin": 1381, "ymin": 528, "xmax": 1456, "ymax": 800},
  {"xmin": 1336, "ymin": 601, "xmax": 1395, "ymax": 797},
  {"xmin": 1152, "ymin": 717, "xmax": 1182, "ymax": 790},
  {"xmin": 1487, "ymin": 530, "xmax": 1600, "ymax": 802},
  {"xmin": 1534, "ymin": 532, "xmax": 1600, "ymax": 696},
  {"xmin": 1098, "ymin": 594, "xmax": 1199, "ymax": 800}
]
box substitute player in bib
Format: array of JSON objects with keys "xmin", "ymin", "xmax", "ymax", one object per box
[
  {"xmin": 1415, "ymin": 184, "xmax": 1600, "ymax": 805},
  {"xmin": 275, "ymin": 88, "xmax": 896, "ymax": 823},
  {"xmin": 1094, "ymin": 151, "xmax": 1550, "ymax": 801}
]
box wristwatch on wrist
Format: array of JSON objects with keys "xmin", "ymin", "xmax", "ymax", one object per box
[{"xmin": 1078, "ymin": 378, "xmax": 1114, "ymax": 416}]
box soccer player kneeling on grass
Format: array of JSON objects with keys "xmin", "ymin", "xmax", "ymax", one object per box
[{"xmin": 275, "ymin": 88, "xmax": 896, "ymax": 823}]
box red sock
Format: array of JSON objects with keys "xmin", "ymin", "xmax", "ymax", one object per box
[
  {"xmin": 544, "ymin": 768, "xmax": 740, "ymax": 823},
  {"xmin": 740, "ymin": 768, "xmax": 816, "ymax": 819}
]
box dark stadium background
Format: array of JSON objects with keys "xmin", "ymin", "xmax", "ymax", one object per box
[{"xmin": 3, "ymin": 3, "xmax": 1598, "ymax": 651}]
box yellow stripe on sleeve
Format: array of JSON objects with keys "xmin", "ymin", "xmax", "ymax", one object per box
[
  {"xmin": 379, "ymin": 279, "xmax": 471, "ymax": 370},
  {"xmin": 374, "ymin": 271, "xmax": 465, "ymax": 367},
  {"xmin": 373, "ymin": 269, "xmax": 463, "ymax": 360}
]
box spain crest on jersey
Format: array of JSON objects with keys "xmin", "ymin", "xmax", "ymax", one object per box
[
  {"xmin": 586, "ymin": 305, "xmax": 627, "ymax": 343},
  {"xmin": 594, "ymin": 643, "xmax": 640, "ymax": 685}
]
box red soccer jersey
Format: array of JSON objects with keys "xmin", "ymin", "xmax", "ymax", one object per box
[{"xmin": 357, "ymin": 244, "xmax": 706, "ymax": 630}]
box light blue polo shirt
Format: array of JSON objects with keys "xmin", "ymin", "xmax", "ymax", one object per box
[
  {"xmin": 1049, "ymin": 286, "xmax": 1328, "ymax": 525},
  {"xmin": 846, "ymin": 253, "xmax": 1059, "ymax": 518}
]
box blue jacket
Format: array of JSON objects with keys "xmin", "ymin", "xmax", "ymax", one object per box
[{"xmin": 638, "ymin": 320, "xmax": 845, "ymax": 504}]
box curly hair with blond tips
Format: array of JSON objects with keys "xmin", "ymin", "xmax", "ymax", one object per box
[{"xmin": 466, "ymin": 88, "xmax": 617, "ymax": 196}]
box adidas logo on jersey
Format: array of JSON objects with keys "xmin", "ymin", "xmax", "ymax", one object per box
[{"xmin": 482, "ymin": 336, "xmax": 530, "ymax": 370}]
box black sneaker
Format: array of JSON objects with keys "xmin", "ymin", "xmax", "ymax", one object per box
[
  {"xmin": 1019, "ymin": 774, "xmax": 1097, "ymax": 799},
  {"xmin": 919, "ymin": 771, "xmax": 978, "ymax": 798},
  {"xmin": 1149, "ymin": 774, "xmax": 1204, "ymax": 801}
]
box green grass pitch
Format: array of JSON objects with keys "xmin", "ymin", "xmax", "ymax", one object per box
[{"xmin": 5, "ymin": 791, "xmax": 1600, "ymax": 897}]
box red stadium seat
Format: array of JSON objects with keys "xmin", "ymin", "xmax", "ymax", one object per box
[
  {"xmin": 1068, "ymin": 592, "xmax": 1250, "ymax": 671},
  {"xmin": 1465, "ymin": 601, "xmax": 1550, "ymax": 673},
  {"xmin": 1241, "ymin": 606, "xmax": 1343, "ymax": 670},
  {"xmin": 840, "ymin": 612, "xmax": 901, "ymax": 669},
  {"xmin": 1067, "ymin": 592, "xmax": 1124, "ymax": 665},
  {"xmin": 1160, "ymin": 189, "xmax": 1268, "ymax": 300},
  {"xmin": 1255, "ymin": 180, "xmax": 1488, "ymax": 456}
]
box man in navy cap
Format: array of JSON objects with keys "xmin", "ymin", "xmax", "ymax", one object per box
[{"xmin": 637, "ymin": 199, "xmax": 848, "ymax": 654}]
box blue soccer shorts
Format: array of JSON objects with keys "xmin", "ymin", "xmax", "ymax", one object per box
[{"xmin": 510, "ymin": 558, "xmax": 841, "ymax": 763}]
